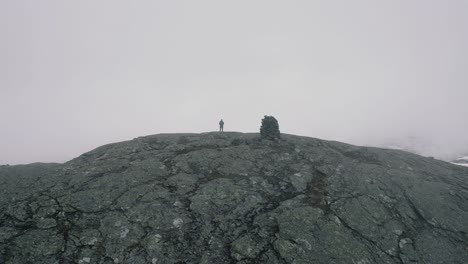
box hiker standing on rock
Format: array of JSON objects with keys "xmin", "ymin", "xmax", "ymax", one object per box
[{"xmin": 219, "ymin": 119, "xmax": 224, "ymax": 132}]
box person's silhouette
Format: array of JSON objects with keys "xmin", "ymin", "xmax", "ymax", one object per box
[{"xmin": 219, "ymin": 119, "xmax": 224, "ymax": 132}]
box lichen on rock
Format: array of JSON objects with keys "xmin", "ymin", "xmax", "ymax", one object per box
[{"xmin": 0, "ymin": 132, "xmax": 467, "ymax": 263}]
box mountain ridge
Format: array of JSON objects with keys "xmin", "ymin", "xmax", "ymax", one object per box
[{"xmin": 1, "ymin": 132, "xmax": 467, "ymax": 263}]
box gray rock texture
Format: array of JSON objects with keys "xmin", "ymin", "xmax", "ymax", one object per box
[{"xmin": 1, "ymin": 132, "xmax": 467, "ymax": 263}]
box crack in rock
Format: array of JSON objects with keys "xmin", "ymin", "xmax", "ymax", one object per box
[{"xmin": 1, "ymin": 133, "xmax": 467, "ymax": 263}]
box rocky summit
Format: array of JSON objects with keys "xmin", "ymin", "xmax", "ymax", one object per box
[{"xmin": 1, "ymin": 132, "xmax": 468, "ymax": 264}]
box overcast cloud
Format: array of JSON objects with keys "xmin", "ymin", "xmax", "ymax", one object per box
[{"xmin": 1, "ymin": 0, "xmax": 467, "ymax": 164}]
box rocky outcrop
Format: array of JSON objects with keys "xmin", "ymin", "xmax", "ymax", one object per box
[{"xmin": 1, "ymin": 133, "xmax": 467, "ymax": 263}]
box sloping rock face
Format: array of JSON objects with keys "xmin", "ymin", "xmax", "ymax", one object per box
[{"xmin": 1, "ymin": 133, "xmax": 467, "ymax": 264}]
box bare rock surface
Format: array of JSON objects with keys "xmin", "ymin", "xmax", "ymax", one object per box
[{"xmin": 1, "ymin": 132, "xmax": 467, "ymax": 263}]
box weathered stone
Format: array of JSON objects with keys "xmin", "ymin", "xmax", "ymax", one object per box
[
  {"xmin": 35, "ymin": 217, "xmax": 57, "ymax": 229},
  {"xmin": 231, "ymin": 234, "xmax": 264, "ymax": 260},
  {"xmin": 8, "ymin": 229, "xmax": 63, "ymax": 262},
  {"xmin": 0, "ymin": 132, "xmax": 467, "ymax": 263},
  {"xmin": 0, "ymin": 227, "xmax": 18, "ymax": 243},
  {"xmin": 79, "ymin": 229, "xmax": 101, "ymax": 246}
]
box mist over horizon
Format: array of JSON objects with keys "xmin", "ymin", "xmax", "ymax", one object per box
[{"xmin": 1, "ymin": 0, "xmax": 468, "ymax": 165}]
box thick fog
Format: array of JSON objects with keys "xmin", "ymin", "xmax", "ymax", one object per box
[{"xmin": 1, "ymin": 0, "xmax": 467, "ymax": 164}]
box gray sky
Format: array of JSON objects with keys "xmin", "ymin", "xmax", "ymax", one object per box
[{"xmin": 1, "ymin": 0, "xmax": 468, "ymax": 164}]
